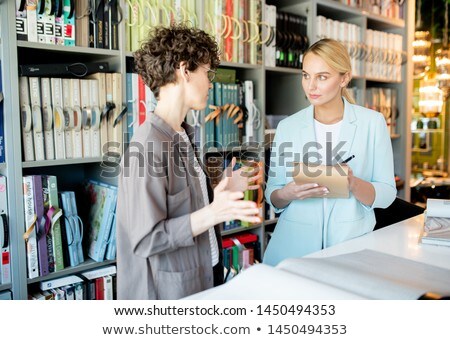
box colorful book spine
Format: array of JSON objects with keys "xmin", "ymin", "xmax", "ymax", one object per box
[
  {"xmin": 31, "ymin": 175, "xmax": 49, "ymax": 277},
  {"xmin": 23, "ymin": 176, "xmax": 39, "ymax": 279},
  {"xmin": 42, "ymin": 175, "xmax": 64, "ymax": 272}
]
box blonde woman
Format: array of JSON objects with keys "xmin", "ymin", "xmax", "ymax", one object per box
[{"xmin": 264, "ymin": 39, "xmax": 396, "ymax": 266}]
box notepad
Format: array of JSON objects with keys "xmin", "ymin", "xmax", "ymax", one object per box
[{"xmin": 293, "ymin": 162, "xmax": 349, "ymax": 198}]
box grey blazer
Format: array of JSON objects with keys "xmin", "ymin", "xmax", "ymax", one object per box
[{"xmin": 116, "ymin": 114, "xmax": 222, "ymax": 299}]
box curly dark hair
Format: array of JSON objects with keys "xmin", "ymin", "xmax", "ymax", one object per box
[{"xmin": 133, "ymin": 23, "xmax": 221, "ymax": 99}]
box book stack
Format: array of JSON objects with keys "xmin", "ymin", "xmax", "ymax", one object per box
[
  {"xmin": 31, "ymin": 264, "xmax": 116, "ymax": 300},
  {"xmin": 222, "ymin": 232, "xmax": 260, "ymax": 282}
]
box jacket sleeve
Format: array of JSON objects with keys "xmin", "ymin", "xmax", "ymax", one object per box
[
  {"xmin": 117, "ymin": 149, "xmax": 195, "ymax": 259},
  {"xmin": 367, "ymin": 113, "xmax": 397, "ymax": 209},
  {"xmin": 265, "ymin": 122, "xmax": 289, "ymax": 213}
]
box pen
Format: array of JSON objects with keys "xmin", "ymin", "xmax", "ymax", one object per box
[{"xmin": 342, "ymin": 155, "xmax": 355, "ymax": 164}]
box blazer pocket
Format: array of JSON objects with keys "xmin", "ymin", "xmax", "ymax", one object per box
[
  {"xmin": 156, "ymin": 266, "xmax": 203, "ymax": 300},
  {"xmin": 282, "ymin": 201, "xmax": 316, "ymax": 225},
  {"xmin": 167, "ymin": 186, "xmax": 191, "ymax": 217},
  {"xmin": 334, "ymin": 203, "xmax": 365, "ymax": 223}
]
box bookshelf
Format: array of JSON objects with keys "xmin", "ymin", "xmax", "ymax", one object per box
[
  {"xmin": 0, "ymin": 0, "xmax": 413, "ymax": 300},
  {"xmin": 0, "ymin": 0, "xmax": 123, "ymax": 300}
]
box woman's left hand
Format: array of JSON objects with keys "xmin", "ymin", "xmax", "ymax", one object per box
[
  {"xmin": 347, "ymin": 167, "xmax": 376, "ymax": 206},
  {"xmin": 347, "ymin": 167, "xmax": 357, "ymax": 192},
  {"xmin": 224, "ymin": 157, "xmax": 261, "ymax": 192}
]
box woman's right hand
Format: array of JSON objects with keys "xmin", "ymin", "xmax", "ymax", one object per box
[
  {"xmin": 190, "ymin": 177, "xmax": 261, "ymax": 237},
  {"xmin": 210, "ymin": 177, "xmax": 261, "ymax": 225},
  {"xmin": 279, "ymin": 181, "xmax": 329, "ymax": 201}
]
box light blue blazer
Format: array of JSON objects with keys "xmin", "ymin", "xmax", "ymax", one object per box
[{"xmin": 264, "ymin": 98, "xmax": 396, "ymax": 266}]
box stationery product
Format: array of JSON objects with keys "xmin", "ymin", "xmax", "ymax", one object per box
[
  {"xmin": 50, "ymin": 78, "xmax": 66, "ymax": 159},
  {"xmin": 29, "ymin": 77, "xmax": 45, "ymax": 161},
  {"xmin": 19, "ymin": 77, "xmax": 35, "ymax": 161},
  {"xmin": 421, "ymin": 199, "xmax": 450, "ymax": 247},
  {"xmin": 80, "ymin": 79, "xmax": 92, "ymax": 158},
  {"xmin": 23, "ymin": 176, "xmax": 39, "ymax": 278},
  {"xmin": 60, "ymin": 191, "xmax": 83, "ymax": 266},
  {"xmin": 293, "ymin": 162, "xmax": 349, "ymax": 198},
  {"xmin": 40, "ymin": 78, "xmax": 55, "ymax": 160},
  {"xmin": 19, "ymin": 62, "xmax": 109, "ymax": 77},
  {"xmin": 70, "ymin": 78, "xmax": 83, "ymax": 158}
]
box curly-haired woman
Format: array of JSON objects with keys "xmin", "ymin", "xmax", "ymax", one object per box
[{"xmin": 116, "ymin": 24, "xmax": 261, "ymax": 299}]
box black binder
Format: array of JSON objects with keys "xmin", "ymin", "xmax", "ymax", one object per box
[{"xmin": 19, "ymin": 62, "xmax": 109, "ymax": 77}]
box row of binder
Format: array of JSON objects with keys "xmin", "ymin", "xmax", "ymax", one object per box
[
  {"xmin": 125, "ymin": 0, "xmax": 263, "ymax": 65},
  {"xmin": 125, "ymin": 0, "xmax": 199, "ymax": 52},
  {"xmin": 16, "ymin": 0, "xmax": 75, "ymax": 46},
  {"xmin": 316, "ymin": 16, "xmax": 363, "ymax": 77},
  {"xmin": 15, "ymin": 0, "xmax": 120, "ymax": 49},
  {"xmin": 273, "ymin": 10, "xmax": 308, "ymax": 69},
  {"xmin": 19, "ymin": 73, "xmax": 123, "ymax": 162},
  {"xmin": 204, "ymin": 0, "xmax": 262, "ymax": 64}
]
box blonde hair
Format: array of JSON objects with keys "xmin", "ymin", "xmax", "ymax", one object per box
[{"xmin": 303, "ymin": 39, "xmax": 355, "ymax": 104}]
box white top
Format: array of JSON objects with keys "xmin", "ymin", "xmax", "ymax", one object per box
[
  {"xmin": 178, "ymin": 130, "xmax": 219, "ymax": 266},
  {"xmin": 313, "ymin": 119, "xmax": 343, "ymax": 165},
  {"xmin": 314, "ymin": 119, "xmax": 343, "ymax": 248}
]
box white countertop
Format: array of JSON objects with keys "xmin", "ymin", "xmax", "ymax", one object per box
[
  {"xmin": 307, "ymin": 214, "xmax": 450, "ymax": 270},
  {"xmin": 187, "ymin": 214, "xmax": 450, "ymax": 299}
]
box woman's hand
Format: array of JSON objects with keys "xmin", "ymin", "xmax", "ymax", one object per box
[
  {"xmin": 223, "ymin": 157, "xmax": 261, "ymax": 192},
  {"xmin": 190, "ymin": 177, "xmax": 261, "ymax": 237},
  {"xmin": 211, "ymin": 177, "xmax": 261, "ymax": 225},
  {"xmin": 347, "ymin": 167, "xmax": 375, "ymax": 206},
  {"xmin": 280, "ymin": 181, "xmax": 329, "ymax": 201},
  {"xmin": 270, "ymin": 181, "xmax": 329, "ymax": 210}
]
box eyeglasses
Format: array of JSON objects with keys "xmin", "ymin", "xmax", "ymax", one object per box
[{"xmin": 197, "ymin": 64, "xmax": 216, "ymax": 82}]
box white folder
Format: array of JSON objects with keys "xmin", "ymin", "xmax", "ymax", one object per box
[
  {"xmin": 40, "ymin": 78, "xmax": 55, "ymax": 160},
  {"xmin": 89, "ymin": 79, "xmax": 101, "ymax": 157},
  {"xmin": 244, "ymin": 80, "xmax": 254, "ymax": 143},
  {"xmin": 80, "ymin": 79, "xmax": 92, "ymax": 158},
  {"xmin": 70, "ymin": 78, "xmax": 83, "ymax": 158},
  {"xmin": 50, "ymin": 78, "xmax": 66, "ymax": 159},
  {"xmin": 19, "ymin": 77, "xmax": 35, "ymax": 162},
  {"xmin": 62, "ymin": 78, "xmax": 74, "ymax": 159}
]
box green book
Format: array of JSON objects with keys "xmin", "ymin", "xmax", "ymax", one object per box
[{"xmin": 43, "ymin": 175, "xmax": 64, "ymax": 272}]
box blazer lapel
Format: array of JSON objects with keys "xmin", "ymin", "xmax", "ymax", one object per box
[
  {"xmin": 337, "ymin": 98, "xmax": 357, "ymax": 163},
  {"xmin": 297, "ymin": 105, "xmax": 316, "ymax": 163}
]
